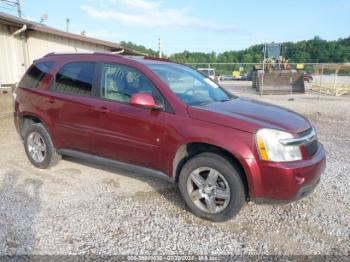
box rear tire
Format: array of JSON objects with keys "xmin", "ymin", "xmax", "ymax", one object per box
[
  {"xmin": 178, "ymin": 152, "xmax": 245, "ymax": 222},
  {"xmin": 23, "ymin": 123, "xmax": 61, "ymax": 169}
]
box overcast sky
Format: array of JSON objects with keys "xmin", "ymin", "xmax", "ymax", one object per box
[{"xmin": 1, "ymin": 0, "xmax": 349, "ymax": 54}]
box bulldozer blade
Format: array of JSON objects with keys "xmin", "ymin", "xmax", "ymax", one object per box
[{"xmin": 252, "ymin": 71, "xmax": 305, "ymax": 94}]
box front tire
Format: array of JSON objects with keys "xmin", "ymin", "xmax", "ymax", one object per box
[
  {"xmin": 23, "ymin": 123, "xmax": 61, "ymax": 169},
  {"xmin": 178, "ymin": 152, "xmax": 245, "ymax": 222}
]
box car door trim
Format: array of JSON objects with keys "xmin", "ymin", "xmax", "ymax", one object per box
[{"xmin": 58, "ymin": 149, "xmax": 174, "ymax": 183}]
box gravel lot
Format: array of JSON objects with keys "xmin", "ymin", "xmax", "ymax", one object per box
[{"xmin": 0, "ymin": 83, "xmax": 349, "ymax": 256}]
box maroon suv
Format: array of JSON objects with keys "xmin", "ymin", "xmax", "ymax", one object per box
[{"xmin": 14, "ymin": 53, "xmax": 326, "ymax": 221}]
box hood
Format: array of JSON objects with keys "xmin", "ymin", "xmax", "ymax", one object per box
[{"xmin": 187, "ymin": 97, "xmax": 311, "ymax": 134}]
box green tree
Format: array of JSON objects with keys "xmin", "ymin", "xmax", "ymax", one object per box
[{"xmin": 121, "ymin": 36, "xmax": 350, "ymax": 67}]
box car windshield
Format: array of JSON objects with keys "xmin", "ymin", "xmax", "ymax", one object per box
[{"xmin": 147, "ymin": 63, "xmax": 232, "ymax": 106}]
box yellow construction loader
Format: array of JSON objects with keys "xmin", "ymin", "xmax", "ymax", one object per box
[{"xmin": 252, "ymin": 43, "xmax": 305, "ymax": 94}]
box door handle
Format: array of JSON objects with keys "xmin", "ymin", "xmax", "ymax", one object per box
[
  {"xmin": 45, "ymin": 98, "xmax": 55, "ymax": 104},
  {"xmin": 92, "ymin": 106, "xmax": 110, "ymax": 113}
]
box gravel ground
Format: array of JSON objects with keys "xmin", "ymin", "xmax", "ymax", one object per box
[{"xmin": 0, "ymin": 83, "xmax": 349, "ymax": 256}]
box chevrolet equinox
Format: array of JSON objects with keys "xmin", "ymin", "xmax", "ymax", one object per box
[{"xmin": 14, "ymin": 53, "xmax": 326, "ymax": 221}]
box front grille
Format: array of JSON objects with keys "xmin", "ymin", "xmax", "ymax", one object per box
[
  {"xmin": 298, "ymin": 128, "xmax": 318, "ymax": 157},
  {"xmin": 298, "ymin": 127, "xmax": 313, "ymax": 137},
  {"xmin": 304, "ymin": 139, "xmax": 319, "ymax": 156}
]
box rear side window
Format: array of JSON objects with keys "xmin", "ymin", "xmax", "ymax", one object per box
[
  {"xmin": 55, "ymin": 62, "xmax": 96, "ymax": 96},
  {"xmin": 19, "ymin": 62, "xmax": 54, "ymax": 88}
]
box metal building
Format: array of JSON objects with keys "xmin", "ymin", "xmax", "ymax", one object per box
[{"xmin": 0, "ymin": 11, "xmax": 142, "ymax": 88}]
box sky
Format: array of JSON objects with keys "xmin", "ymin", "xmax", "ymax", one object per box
[{"xmin": 1, "ymin": 0, "xmax": 350, "ymax": 54}]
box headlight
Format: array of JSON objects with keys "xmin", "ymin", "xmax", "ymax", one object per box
[{"xmin": 256, "ymin": 128, "xmax": 302, "ymax": 162}]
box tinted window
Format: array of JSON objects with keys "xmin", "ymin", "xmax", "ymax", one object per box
[
  {"xmin": 19, "ymin": 62, "xmax": 54, "ymax": 88},
  {"xmin": 55, "ymin": 62, "xmax": 96, "ymax": 96},
  {"xmin": 100, "ymin": 63, "xmax": 164, "ymax": 106}
]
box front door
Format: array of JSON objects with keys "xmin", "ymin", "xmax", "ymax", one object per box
[{"xmin": 92, "ymin": 62, "xmax": 170, "ymax": 172}]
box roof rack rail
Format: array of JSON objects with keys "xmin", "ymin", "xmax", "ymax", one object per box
[
  {"xmin": 42, "ymin": 52, "xmax": 168, "ymax": 61},
  {"xmin": 121, "ymin": 55, "xmax": 170, "ymax": 62},
  {"xmin": 44, "ymin": 51, "xmax": 96, "ymax": 57},
  {"xmin": 144, "ymin": 56, "xmax": 170, "ymax": 62},
  {"xmin": 43, "ymin": 51, "xmax": 132, "ymax": 58}
]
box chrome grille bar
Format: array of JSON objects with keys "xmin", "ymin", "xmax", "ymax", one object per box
[{"xmin": 280, "ymin": 128, "xmax": 316, "ymax": 146}]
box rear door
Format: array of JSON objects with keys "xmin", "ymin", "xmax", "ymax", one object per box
[
  {"xmin": 50, "ymin": 61, "xmax": 101, "ymax": 153},
  {"xmin": 92, "ymin": 62, "xmax": 171, "ymax": 172}
]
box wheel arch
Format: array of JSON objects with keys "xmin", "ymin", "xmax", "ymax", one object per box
[
  {"xmin": 19, "ymin": 113, "xmax": 52, "ymax": 139},
  {"xmin": 172, "ymin": 142, "xmax": 250, "ymax": 199}
]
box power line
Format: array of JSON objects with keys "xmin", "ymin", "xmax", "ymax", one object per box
[
  {"xmin": 0, "ymin": 0, "xmax": 21, "ymax": 17},
  {"xmin": 0, "ymin": 5, "xmax": 16, "ymax": 11}
]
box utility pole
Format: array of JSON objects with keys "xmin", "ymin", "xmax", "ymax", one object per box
[
  {"xmin": 158, "ymin": 38, "xmax": 162, "ymax": 58},
  {"xmin": 0, "ymin": 0, "xmax": 21, "ymax": 17},
  {"xmin": 16, "ymin": 0, "xmax": 21, "ymax": 17},
  {"xmin": 66, "ymin": 18, "xmax": 70, "ymax": 32},
  {"xmin": 261, "ymin": 42, "xmax": 266, "ymax": 96}
]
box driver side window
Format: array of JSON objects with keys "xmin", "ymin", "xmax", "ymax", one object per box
[{"xmin": 100, "ymin": 63, "xmax": 164, "ymax": 106}]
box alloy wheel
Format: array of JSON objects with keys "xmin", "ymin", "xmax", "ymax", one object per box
[
  {"xmin": 186, "ymin": 167, "xmax": 231, "ymax": 214},
  {"xmin": 27, "ymin": 131, "xmax": 46, "ymax": 163}
]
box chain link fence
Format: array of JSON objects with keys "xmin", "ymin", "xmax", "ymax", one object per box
[{"xmin": 187, "ymin": 62, "xmax": 350, "ymax": 96}]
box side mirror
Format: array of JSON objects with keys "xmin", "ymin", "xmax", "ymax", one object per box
[{"xmin": 129, "ymin": 92, "xmax": 163, "ymax": 110}]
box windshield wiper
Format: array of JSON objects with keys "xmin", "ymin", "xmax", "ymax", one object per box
[
  {"xmin": 196, "ymin": 98, "xmax": 232, "ymax": 106},
  {"xmin": 196, "ymin": 101, "xmax": 213, "ymax": 106}
]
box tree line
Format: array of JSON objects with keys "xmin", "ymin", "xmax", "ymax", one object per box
[
  {"xmin": 121, "ymin": 36, "xmax": 350, "ymax": 64},
  {"xmin": 121, "ymin": 37, "xmax": 350, "ymax": 74}
]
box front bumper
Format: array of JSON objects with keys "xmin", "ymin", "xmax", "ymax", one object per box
[
  {"xmin": 294, "ymin": 176, "xmax": 320, "ymax": 200},
  {"xmin": 249, "ymin": 142, "xmax": 326, "ymax": 203}
]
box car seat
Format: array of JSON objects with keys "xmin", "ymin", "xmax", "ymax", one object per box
[{"xmin": 105, "ymin": 73, "xmax": 130, "ymax": 102}]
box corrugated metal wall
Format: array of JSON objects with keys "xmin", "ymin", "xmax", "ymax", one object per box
[
  {"xmin": 1, "ymin": 26, "xmax": 112, "ymax": 86},
  {"xmin": 0, "ymin": 24, "xmax": 26, "ymax": 86},
  {"xmin": 27, "ymin": 31, "xmax": 110, "ymax": 64}
]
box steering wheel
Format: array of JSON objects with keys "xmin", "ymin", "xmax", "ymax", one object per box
[{"xmin": 183, "ymin": 88, "xmax": 196, "ymax": 95}]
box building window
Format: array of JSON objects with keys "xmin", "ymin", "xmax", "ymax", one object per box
[
  {"xmin": 19, "ymin": 62, "xmax": 54, "ymax": 88},
  {"xmin": 55, "ymin": 62, "xmax": 96, "ymax": 96}
]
